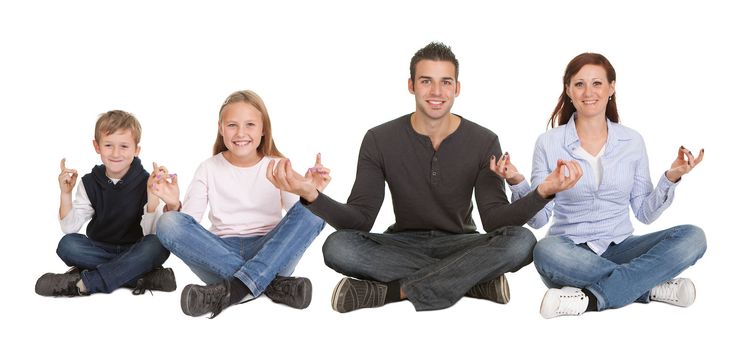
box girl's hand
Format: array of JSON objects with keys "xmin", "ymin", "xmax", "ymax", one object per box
[
  {"xmin": 148, "ymin": 162, "xmax": 180, "ymax": 209},
  {"xmin": 306, "ymin": 153, "xmax": 331, "ymax": 192}
]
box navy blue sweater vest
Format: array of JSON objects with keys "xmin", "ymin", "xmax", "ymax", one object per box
[{"xmin": 81, "ymin": 157, "xmax": 149, "ymax": 245}]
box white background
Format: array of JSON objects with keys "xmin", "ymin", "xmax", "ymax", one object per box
[{"xmin": 2, "ymin": 0, "xmax": 751, "ymax": 348}]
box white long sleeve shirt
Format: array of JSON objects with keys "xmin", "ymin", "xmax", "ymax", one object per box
[{"xmin": 181, "ymin": 154, "xmax": 298, "ymax": 237}]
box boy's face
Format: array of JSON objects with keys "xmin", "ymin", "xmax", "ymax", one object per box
[
  {"xmin": 408, "ymin": 59, "xmax": 460, "ymax": 121},
  {"xmin": 93, "ymin": 129, "xmax": 140, "ymax": 179}
]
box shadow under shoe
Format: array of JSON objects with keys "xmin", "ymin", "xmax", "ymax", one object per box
[
  {"xmin": 331, "ymin": 277, "xmax": 387, "ymax": 313},
  {"xmin": 181, "ymin": 280, "xmax": 232, "ymax": 318},
  {"xmin": 465, "ymin": 275, "xmax": 510, "ymax": 304},
  {"xmin": 132, "ymin": 267, "xmax": 177, "ymax": 295},
  {"xmin": 264, "ymin": 276, "xmax": 312, "ymax": 309},
  {"xmin": 35, "ymin": 272, "xmax": 87, "ymax": 297}
]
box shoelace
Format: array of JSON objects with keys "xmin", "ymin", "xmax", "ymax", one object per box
[
  {"xmin": 651, "ymin": 281, "xmax": 679, "ymax": 302},
  {"xmin": 131, "ymin": 279, "xmax": 153, "ymax": 296},
  {"xmin": 53, "ymin": 281, "xmax": 83, "ymax": 297},
  {"xmin": 207, "ymin": 281, "xmax": 231, "ymax": 319},
  {"xmin": 556, "ymin": 291, "xmax": 587, "ymax": 316},
  {"xmin": 354, "ymin": 280, "xmax": 384, "ymax": 307},
  {"xmin": 469, "ymin": 280, "xmax": 495, "ymax": 298}
]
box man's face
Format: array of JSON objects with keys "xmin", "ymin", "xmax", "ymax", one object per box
[{"xmin": 408, "ymin": 59, "xmax": 460, "ymax": 121}]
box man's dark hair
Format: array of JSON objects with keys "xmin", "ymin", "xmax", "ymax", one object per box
[{"xmin": 410, "ymin": 42, "xmax": 459, "ymax": 82}]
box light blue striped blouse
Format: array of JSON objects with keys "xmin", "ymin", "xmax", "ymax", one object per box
[{"xmin": 510, "ymin": 116, "xmax": 678, "ymax": 255}]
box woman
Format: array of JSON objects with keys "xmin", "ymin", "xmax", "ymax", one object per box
[{"xmin": 495, "ymin": 53, "xmax": 706, "ymax": 318}]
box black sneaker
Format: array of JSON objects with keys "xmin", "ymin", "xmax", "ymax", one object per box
[
  {"xmin": 64, "ymin": 266, "xmax": 81, "ymax": 275},
  {"xmin": 264, "ymin": 276, "xmax": 312, "ymax": 309},
  {"xmin": 132, "ymin": 267, "xmax": 177, "ymax": 295},
  {"xmin": 35, "ymin": 272, "xmax": 86, "ymax": 297},
  {"xmin": 181, "ymin": 280, "xmax": 232, "ymax": 318},
  {"xmin": 331, "ymin": 277, "xmax": 387, "ymax": 313},
  {"xmin": 465, "ymin": 274, "xmax": 510, "ymax": 304}
]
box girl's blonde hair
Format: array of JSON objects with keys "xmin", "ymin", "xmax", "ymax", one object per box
[{"xmin": 213, "ymin": 90, "xmax": 283, "ymax": 157}]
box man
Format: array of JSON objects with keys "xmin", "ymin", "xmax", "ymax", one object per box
[{"xmin": 267, "ymin": 42, "xmax": 578, "ymax": 312}]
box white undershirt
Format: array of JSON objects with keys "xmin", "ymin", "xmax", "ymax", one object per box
[{"xmin": 575, "ymin": 144, "xmax": 606, "ymax": 189}]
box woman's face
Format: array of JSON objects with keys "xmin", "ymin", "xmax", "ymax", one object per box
[{"xmin": 566, "ymin": 64, "xmax": 615, "ymax": 120}]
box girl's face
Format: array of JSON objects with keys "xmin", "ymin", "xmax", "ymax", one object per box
[
  {"xmin": 565, "ymin": 64, "xmax": 615, "ymax": 120},
  {"xmin": 219, "ymin": 102, "xmax": 264, "ymax": 165}
]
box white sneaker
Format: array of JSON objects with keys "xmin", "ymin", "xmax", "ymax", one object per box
[
  {"xmin": 650, "ymin": 278, "xmax": 696, "ymax": 307},
  {"xmin": 540, "ymin": 286, "xmax": 589, "ymax": 319}
]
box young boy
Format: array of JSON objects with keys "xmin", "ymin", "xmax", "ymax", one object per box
[{"xmin": 35, "ymin": 110, "xmax": 176, "ymax": 297}]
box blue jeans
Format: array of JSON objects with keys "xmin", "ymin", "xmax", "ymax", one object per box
[
  {"xmin": 156, "ymin": 202, "xmax": 325, "ymax": 297},
  {"xmin": 533, "ymin": 224, "xmax": 707, "ymax": 311},
  {"xmin": 56, "ymin": 233, "xmax": 170, "ymax": 293},
  {"xmin": 322, "ymin": 226, "xmax": 536, "ymax": 311}
]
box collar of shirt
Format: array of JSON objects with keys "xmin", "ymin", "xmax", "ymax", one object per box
[{"xmin": 563, "ymin": 113, "xmax": 634, "ymax": 160}]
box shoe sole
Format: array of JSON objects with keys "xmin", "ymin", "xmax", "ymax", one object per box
[
  {"xmin": 539, "ymin": 289, "xmax": 559, "ymax": 319},
  {"xmin": 280, "ymin": 277, "xmax": 313, "ymax": 309},
  {"xmin": 331, "ymin": 277, "xmax": 350, "ymax": 313},
  {"xmin": 298, "ymin": 278, "xmax": 313, "ymax": 309},
  {"xmin": 181, "ymin": 285, "xmax": 202, "ymax": 317},
  {"xmin": 499, "ymin": 275, "xmax": 510, "ymax": 304}
]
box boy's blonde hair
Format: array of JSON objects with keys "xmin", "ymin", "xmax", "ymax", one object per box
[
  {"xmin": 94, "ymin": 110, "xmax": 142, "ymax": 144},
  {"xmin": 213, "ymin": 90, "xmax": 283, "ymax": 157}
]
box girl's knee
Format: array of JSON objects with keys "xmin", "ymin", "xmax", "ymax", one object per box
[{"xmin": 156, "ymin": 211, "xmax": 188, "ymax": 243}]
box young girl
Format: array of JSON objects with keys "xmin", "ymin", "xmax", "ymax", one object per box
[
  {"xmin": 496, "ymin": 53, "xmax": 706, "ymax": 318},
  {"xmin": 152, "ymin": 90, "xmax": 328, "ymax": 318}
]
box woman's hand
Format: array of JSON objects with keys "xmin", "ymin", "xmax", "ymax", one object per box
[
  {"xmin": 665, "ymin": 146, "xmax": 704, "ymax": 183},
  {"xmin": 536, "ymin": 159, "xmax": 583, "ymax": 198},
  {"xmin": 490, "ymin": 152, "xmax": 525, "ymax": 185}
]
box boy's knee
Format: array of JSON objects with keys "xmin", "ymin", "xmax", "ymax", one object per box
[
  {"xmin": 56, "ymin": 234, "xmax": 85, "ymax": 261},
  {"xmin": 139, "ymin": 234, "xmax": 171, "ymax": 262}
]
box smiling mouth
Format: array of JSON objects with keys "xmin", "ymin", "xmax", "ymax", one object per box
[
  {"xmin": 427, "ymin": 100, "xmax": 445, "ymax": 106},
  {"xmin": 582, "ymin": 100, "xmax": 598, "ymax": 105},
  {"xmin": 233, "ymin": 140, "xmax": 252, "ymax": 147}
]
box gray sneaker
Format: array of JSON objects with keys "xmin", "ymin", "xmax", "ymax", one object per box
[
  {"xmin": 35, "ymin": 272, "xmax": 86, "ymax": 297},
  {"xmin": 264, "ymin": 276, "xmax": 312, "ymax": 309},
  {"xmin": 132, "ymin": 267, "xmax": 177, "ymax": 295},
  {"xmin": 331, "ymin": 277, "xmax": 387, "ymax": 313},
  {"xmin": 180, "ymin": 280, "xmax": 232, "ymax": 318},
  {"xmin": 466, "ymin": 275, "xmax": 510, "ymax": 304}
]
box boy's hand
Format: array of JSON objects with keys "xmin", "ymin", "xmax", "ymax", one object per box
[{"xmin": 59, "ymin": 158, "xmax": 78, "ymax": 194}]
